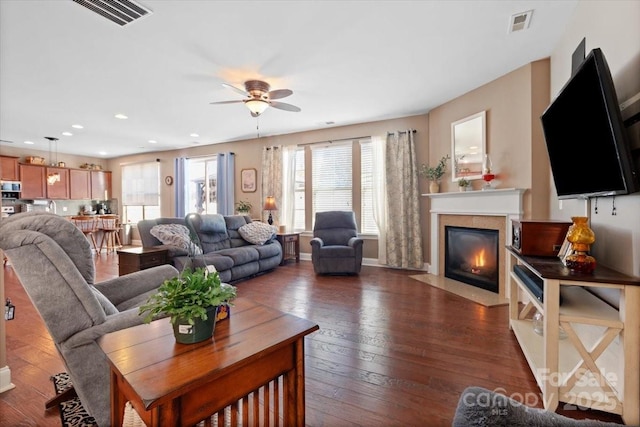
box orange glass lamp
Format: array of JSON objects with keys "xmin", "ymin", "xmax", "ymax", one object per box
[
  {"xmin": 263, "ymin": 196, "xmax": 277, "ymax": 225},
  {"xmin": 565, "ymin": 216, "xmax": 596, "ymax": 273}
]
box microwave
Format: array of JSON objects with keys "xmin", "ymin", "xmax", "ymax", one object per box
[{"xmin": 1, "ymin": 181, "xmax": 21, "ymax": 192}]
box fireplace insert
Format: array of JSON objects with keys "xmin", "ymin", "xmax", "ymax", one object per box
[{"xmin": 445, "ymin": 226, "xmax": 499, "ymax": 293}]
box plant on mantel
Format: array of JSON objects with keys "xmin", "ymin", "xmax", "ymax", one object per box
[{"xmin": 419, "ymin": 155, "xmax": 450, "ymax": 182}]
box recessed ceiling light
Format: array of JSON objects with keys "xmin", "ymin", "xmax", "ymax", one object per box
[
  {"xmin": 190, "ymin": 133, "xmax": 199, "ymax": 138},
  {"xmin": 114, "ymin": 113, "xmax": 128, "ymax": 119},
  {"xmin": 62, "ymin": 132, "xmax": 73, "ymax": 136},
  {"xmin": 24, "ymin": 140, "xmax": 34, "ymax": 145},
  {"xmin": 148, "ymin": 140, "xmax": 157, "ymax": 144},
  {"xmin": 98, "ymin": 151, "xmax": 108, "ymax": 155},
  {"xmin": 71, "ymin": 124, "xmax": 84, "ymax": 129}
]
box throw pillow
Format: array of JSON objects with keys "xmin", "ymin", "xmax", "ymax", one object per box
[
  {"xmin": 150, "ymin": 224, "xmax": 202, "ymax": 255},
  {"xmin": 238, "ymin": 222, "xmax": 277, "ymax": 245}
]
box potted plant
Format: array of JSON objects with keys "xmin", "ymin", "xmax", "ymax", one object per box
[
  {"xmin": 138, "ymin": 267, "xmax": 237, "ymax": 344},
  {"xmin": 458, "ymin": 178, "xmax": 471, "ymax": 191},
  {"xmin": 235, "ymin": 200, "xmax": 252, "ymax": 215},
  {"xmin": 419, "ymin": 155, "xmax": 450, "ymax": 193}
]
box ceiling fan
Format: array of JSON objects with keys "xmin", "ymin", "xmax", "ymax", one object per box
[{"xmin": 210, "ymin": 80, "xmax": 301, "ymax": 117}]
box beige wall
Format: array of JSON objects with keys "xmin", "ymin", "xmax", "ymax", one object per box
[
  {"xmin": 548, "ymin": 0, "xmax": 640, "ymax": 276},
  {"xmin": 426, "ymin": 59, "xmax": 551, "ymax": 217},
  {"xmin": 2, "ymin": 60, "xmax": 553, "ymax": 267},
  {"xmin": 108, "ymin": 115, "xmax": 429, "ymax": 261}
]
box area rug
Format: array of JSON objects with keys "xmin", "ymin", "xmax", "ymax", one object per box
[
  {"xmin": 50, "ymin": 372, "xmax": 96, "ymax": 427},
  {"xmin": 409, "ymin": 273, "xmax": 508, "ymax": 307},
  {"xmin": 50, "ymin": 373, "xmax": 145, "ymax": 427}
]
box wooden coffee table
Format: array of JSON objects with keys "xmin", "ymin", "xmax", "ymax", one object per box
[{"xmin": 98, "ymin": 298, "xmax": 319, "ymax": 426}]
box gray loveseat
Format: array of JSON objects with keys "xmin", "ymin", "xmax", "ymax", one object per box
[{"xmin": 138, "ymin": 214, "xmax": 282, "ymax": 283}]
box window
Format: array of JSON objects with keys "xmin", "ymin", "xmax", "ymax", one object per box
[
  {"xmin": 311, "ymin": 142, "xmax": 353, "ymax": 217},
  {"xmin": 122, "ymin": 161, "xmax": 160, "ymax": 224},
  {"xmin": 185, "ymin": 157, "xmax": 218, "ymax": 215}
]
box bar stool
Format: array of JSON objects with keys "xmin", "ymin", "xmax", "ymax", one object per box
[
  {"xmin": 98, "ymin": 215, "xmax": 122, "ymax": 254},
  {"xmin": 71, "ymin": 216, "xmax": 99, "ymax": 253}
]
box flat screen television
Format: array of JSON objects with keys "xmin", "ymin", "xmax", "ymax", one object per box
[{"xmin": 541, "ymin": 48, "xmax": 640, "ymax": 199}]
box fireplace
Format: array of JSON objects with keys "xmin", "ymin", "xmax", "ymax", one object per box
[{"xmin": 444, "ymin": 226, "xmax": 499, "ymax": 293}]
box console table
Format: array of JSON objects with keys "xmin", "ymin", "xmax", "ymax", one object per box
[
  {"xmin": 98, "ymin": 298, "xmax": 319, "ymax": 426},
  {"xmin": 506, "ymin": 247, "xmax": 640, "ymax": 425}
]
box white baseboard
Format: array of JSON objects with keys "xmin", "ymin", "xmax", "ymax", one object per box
[
  {"xmin": 0, "ymin": 365, "xmax": 15, "ymax": 394},
  {"xmin": 299, "ymin": 253, "xmax": 429, "ymax": 271}
]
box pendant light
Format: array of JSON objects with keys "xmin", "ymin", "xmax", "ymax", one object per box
[{"xmin": 45, "ymin": 136, "xmax": 60, "ymax": 185}]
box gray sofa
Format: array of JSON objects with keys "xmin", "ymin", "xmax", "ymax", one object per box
[{"xmin": 138, "ymin": 214, "xmax": 282, "ymax": 283}]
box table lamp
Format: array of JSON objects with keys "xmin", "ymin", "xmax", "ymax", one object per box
[{"xmin": 263, "ymin": 196, "xmax": 277, "ymax": 225}]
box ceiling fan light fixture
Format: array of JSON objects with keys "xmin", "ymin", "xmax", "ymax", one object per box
[{"xmin": 244, "ymin": 99, "xmax": 269, "ymax": 116}]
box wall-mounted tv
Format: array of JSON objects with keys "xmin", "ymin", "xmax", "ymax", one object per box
[{"xmin": 541, "ymin": 48, "xmax": 640, "ymax": 199}]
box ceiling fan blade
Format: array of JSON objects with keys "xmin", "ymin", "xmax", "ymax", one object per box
[
  {"xmin": 222, "ymin": 83, "xmax": 249, "ymax": 97},
  {"xmin": 210, "ymin": 100, "xmax": 245, "ymax": 105},
  {"xmin": 0, "ymin": 139, "xmax": 14, "ymax": 143},
  {"xmin": 270, "ymin": 101, "xmax": 301, "ymax": 112},
  {"xmin": 268, "ymin": 89, "xmax": 293, "ymax": 100}
]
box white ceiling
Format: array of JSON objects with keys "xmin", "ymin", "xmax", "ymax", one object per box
[{"xmin": 0, "ymin": 0, "xmax": 577, "ymax": 159}]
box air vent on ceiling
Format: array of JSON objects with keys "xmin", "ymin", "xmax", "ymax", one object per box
[
  {"xmin": 72, "ymin": 0, "xmax": 152, "ymax": 26},
  {"xmin": 509, "ymin": 10, "xmax": 533, "ymax": 33}
]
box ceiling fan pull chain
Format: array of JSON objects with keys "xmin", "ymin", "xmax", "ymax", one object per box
[{"xmin": 256, "ymin": 116, "xmax": 260, "ymax": 139}]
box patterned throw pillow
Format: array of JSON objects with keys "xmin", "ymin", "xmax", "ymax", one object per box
[
  {"xmin": 150, "ymin": 224, "xmax": 202, "ymax": 255},
  {"xmin": 238, "ymin": 222, "xmax": 277, "ymax": 245}
]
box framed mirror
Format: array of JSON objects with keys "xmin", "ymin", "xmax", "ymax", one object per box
[{"xmin": 451, "ymin": 111, "xmax": 486, "ymax": 182}]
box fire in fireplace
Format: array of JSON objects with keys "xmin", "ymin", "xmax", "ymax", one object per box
[{"xmin": 444, "ymin": 226, "xmax": 499, "ymax": 293}]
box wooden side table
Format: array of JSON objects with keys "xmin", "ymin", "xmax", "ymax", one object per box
[
  {"xmin": 276, "ymin": 232, "xmax": 300, "ymax": 266},
  {"xmin": 117, "ymin": 246, "xmax": 168, "ymax": 276}
]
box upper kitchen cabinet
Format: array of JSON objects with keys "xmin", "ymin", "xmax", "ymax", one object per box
[
  {"xmin": 19, "ymin": 164, "xmax": 47, "ymax": 199},
  {"xmin": 1, "ymin": 155, "xmax": 19, "ymax": 180},
  {"xmin": 70, "ymin": 168, "xmax": 91, "ymax": 199},
  {"xmin": 91, "ymin": 170, "xmax": 112, "ymax": 200},
  {"xmin": 46, "ymin": 167, "xmax": 70, "ymax": 199}
]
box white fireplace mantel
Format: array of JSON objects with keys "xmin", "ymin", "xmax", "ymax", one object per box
[{"xmin": 423, "ymin": 188, "xmax": 526, "ymax": 275}]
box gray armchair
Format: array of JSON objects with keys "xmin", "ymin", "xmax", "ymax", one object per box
[
  {"xmin": 310, "ymin": 211, "xmax": 363, "ymax": 274},
  {"xmin": 0, "ymin": 212, "xmax": 178, "ymax": 426}
]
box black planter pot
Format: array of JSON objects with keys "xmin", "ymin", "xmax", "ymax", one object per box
[{"xmin": 171, "ymin": 306, "xmax": 217, "ymax": 344}]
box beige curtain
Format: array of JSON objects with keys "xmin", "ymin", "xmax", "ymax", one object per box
[
  {"xmin": 261, "ymin": 146, "xmax": 283, "ymax": 224},
  {"xmin": 385, "ymin": 130, "xmax": 423, "ymax": 268}
]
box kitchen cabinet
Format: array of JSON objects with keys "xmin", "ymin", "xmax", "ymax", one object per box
[
  {"xmin": 19, "ymin": 164, "xmax": 47, "ymax": 199},
  {"xmin": 91, "ymin": 170, "xmax": 112, "ymax": 200},
  {"xmin": 70, "ymin": 169, "xmax": 91, "ymax": 199},
  {"xmin": 0, "ymin": 156, "xmax": 19, "ymax": 180},
  {"xmin": 46, "ymin": 167, "xmax": 70, "ymax": 199}
]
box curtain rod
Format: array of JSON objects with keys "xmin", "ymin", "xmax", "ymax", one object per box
[
  {"xmin": 297, "ymin": 135, "xmax": 371, "ymax": 147},
  {"xmin": 387, "ymin": 129, "xmax": 417, "ymax": 135}
]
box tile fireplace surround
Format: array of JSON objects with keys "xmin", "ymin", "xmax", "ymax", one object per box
[{"xmin": 424, "ymin": 188, "xmax": 526, "ymax": 302}]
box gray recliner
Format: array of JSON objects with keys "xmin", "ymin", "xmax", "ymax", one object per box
[
  {"xmin": 0, "ymin": 212, "xmax": 179, "ymax": 426},
  {"xmin": 310, "ymin": 211, "xmax": 364, "ymax": 274}
]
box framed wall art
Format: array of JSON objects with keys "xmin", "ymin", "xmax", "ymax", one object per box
[{"xmin": 241, "ymin": 168, "xmax": 257, "ymax": 193}]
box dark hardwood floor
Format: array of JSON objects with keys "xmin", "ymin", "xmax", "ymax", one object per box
[{"xmin": 1, "ymin": 253, "xmax": 623, "ymax": 426}]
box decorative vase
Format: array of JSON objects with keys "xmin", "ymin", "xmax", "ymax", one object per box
[
  {"xmin": 565, "ymin": 216, "xmax": 596, "ymax": 273},
  {"xmin": 172, "ymin": 306, "xmax": 218, "ymax": 344},
  {"xmin": 459, "ymin": 186, "xmax": 468, "ymax": 192},
  {"xmin": 429, "ymin": 181, "xmax": 440, "ymax": 194}
]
